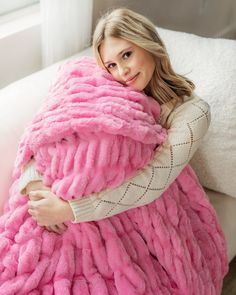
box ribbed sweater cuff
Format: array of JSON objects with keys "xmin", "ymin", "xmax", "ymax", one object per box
[
  {"xmin": 18, "ymin": 159, "xmax": 43, "ymax": 195},
  {"xmin": 68, "ymin": 196, "xmax": 98, "ymax": 223}
]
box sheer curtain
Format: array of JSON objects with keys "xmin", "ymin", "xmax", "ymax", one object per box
[{"xmin": 40, "ymin": 0, "xmax": 93, "ymax": 67}]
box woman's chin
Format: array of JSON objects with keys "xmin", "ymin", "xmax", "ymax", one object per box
[{"xmin": 128, "ymin": 84, "xmax": 144, "ymax": 92}]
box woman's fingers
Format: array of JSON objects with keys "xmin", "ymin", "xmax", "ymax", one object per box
[
  {"xmin": 44, "ymin": 224, "xmax": 67, "ymax": 234},
  {"xmin": 55, "ymin": 223, "xmax": 68, "ymax": 234},
  {"xmin": 28, "ymin": 201, "xmax": 36, "ymax": 210},
  {"xmin": 28, "ymin": 191, "xmax": 45, "ymax": 201},
  {"xmin": 45, "ymin": 225, "xmax": 61, "ymax": 234},
  {"xmin": 46, "ymin": 225, "xmax": 60, "ymax": 234},
  {"xmin": 28, "ymin": 208, "xmax": 36, "ymax": 217},
  {"xmin": 25, "ymin": 181, "xmax": 45, "ymax": 195},
  {"xmin": 57, "ymin": 223, "xmax": 68, "ymax": 231}
]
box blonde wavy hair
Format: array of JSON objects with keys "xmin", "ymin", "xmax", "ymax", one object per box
[{"xmin": 93, "ymin": 8, "xmax": 195, "ymax": 104}]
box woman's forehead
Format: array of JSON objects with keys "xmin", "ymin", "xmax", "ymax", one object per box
[{"xmin": 99, "ymin": 37, "xmax": 133, "ymax": 63}]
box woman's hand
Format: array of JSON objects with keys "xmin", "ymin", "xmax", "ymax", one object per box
[
  {"xmin": 45, "ymin": 223, "xmax": 68, "ymax": 235},
  {"xmin": 27, "ymin": 189, "xmax": 75, "ymax": 227},
  {"xmin": 24, "ymin": 180, "xmax": 49, "ymax": 195},
  {"xmin": 25, "ymin": 181, "xmax": 72, "ymax": 233}
]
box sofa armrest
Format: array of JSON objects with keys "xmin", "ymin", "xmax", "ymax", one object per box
[{"xmin": 206, "ymin": 188, "xmax": 236, "ymax": 263}]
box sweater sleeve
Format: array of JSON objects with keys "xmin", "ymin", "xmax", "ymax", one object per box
[
  {"xmin": 18, "ymin": 159, "xmax": 44, "ymax": 195},
  {"xmin": 68, "ymin": 94, "xmax": 211, "ymax": 223}
]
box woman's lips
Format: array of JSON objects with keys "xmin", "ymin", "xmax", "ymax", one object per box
[{"xmin": 125, "ymin": 73, "xmax": 140, "ymax": 85}]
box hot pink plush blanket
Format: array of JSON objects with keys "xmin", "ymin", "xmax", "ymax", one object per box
[{"xmin": 0, "ymin": 57, "xmax": 228, "ymax": 294}]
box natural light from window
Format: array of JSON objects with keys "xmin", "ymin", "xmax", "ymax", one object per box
[{"xmin": 0, "ymin": 0, "xmax": 39, "ymax": 16}]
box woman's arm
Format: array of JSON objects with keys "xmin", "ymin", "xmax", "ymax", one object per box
[
  {"xmin": 20, "ymin": 94, "xmax": 210, "ymax": 224},
  {"xmin": 68, "ymin": 94, "xmax": 211, "ymax": 222}
]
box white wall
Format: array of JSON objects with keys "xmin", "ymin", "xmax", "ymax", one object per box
[
  {"xmin": 93, "ymin": 0, "xmax": 236, "ymax": 38},
  {"xmin": 0, "ymin": 24, "xmax": 41, "ymax": 88}
]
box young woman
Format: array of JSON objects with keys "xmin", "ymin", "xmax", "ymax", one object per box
[
  {"xmin": 1, "ymin": 8, "xmax": 228, "ymax": 294},
  {"xmin": 22, "ymin": 8, "xmax": 208, "ymax": 231}
]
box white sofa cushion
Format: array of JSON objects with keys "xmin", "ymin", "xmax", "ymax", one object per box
[
  {"xmin": 206, "ymin": 188, "xmax": 236, "ymax": 262},
  {"xmin": 158, "ymin": 28, "xmax": 236, "ymax": 198}
]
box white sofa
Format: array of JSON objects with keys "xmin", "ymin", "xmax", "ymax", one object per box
[{"xmin": 0, "ymin": 28, "xmax": 236, "ymax": 263}]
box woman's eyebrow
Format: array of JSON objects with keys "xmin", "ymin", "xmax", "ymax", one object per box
[{"xmin": 104, "ymin": 46, "xmax": 132, "ymax": 65}]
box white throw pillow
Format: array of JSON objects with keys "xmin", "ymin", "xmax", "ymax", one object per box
[{"xmin": 158, "ymin": 28, "xmax": 236, "ymax": 197}]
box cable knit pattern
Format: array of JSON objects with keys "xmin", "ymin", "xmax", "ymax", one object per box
[{"xmin": 0, "ymin": 57, "xmax": 227, "ymax": 294}]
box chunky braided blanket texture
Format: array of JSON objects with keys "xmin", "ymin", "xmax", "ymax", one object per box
[{"xmin": 0, "ymin": 57, "xmax": 227, "ymax": 294}]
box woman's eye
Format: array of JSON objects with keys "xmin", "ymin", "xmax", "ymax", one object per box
[
  {"xmin": 123, "ymin": 51, "xmax": 132, "ymax": 59},
  {"xmin": 107, "ymin": 63, "xmax": 116, "ymax": 69}
]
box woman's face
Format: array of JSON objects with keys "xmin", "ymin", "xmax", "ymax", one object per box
[{"xmin": 99, "ymin": 37, "xmax": 155, "ymax": 91}]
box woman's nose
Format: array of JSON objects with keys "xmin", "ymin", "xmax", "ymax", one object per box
[{"xmin": 118, "ymin": 65, "xmax": 129, "ymax": 77}]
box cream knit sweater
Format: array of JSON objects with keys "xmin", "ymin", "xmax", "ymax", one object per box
[{"xmin": 18, "ymin": 95, "xmax": 210, "ymax": 223}]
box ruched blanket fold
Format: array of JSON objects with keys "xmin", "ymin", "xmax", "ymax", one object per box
[{"xmin": 0, "ymin": 57, "xmax": 227, "ymax": 294}]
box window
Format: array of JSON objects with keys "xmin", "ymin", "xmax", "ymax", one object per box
[{"xmin": 0, "ymin": 0, "xmax": 39, "ymax": 16}]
